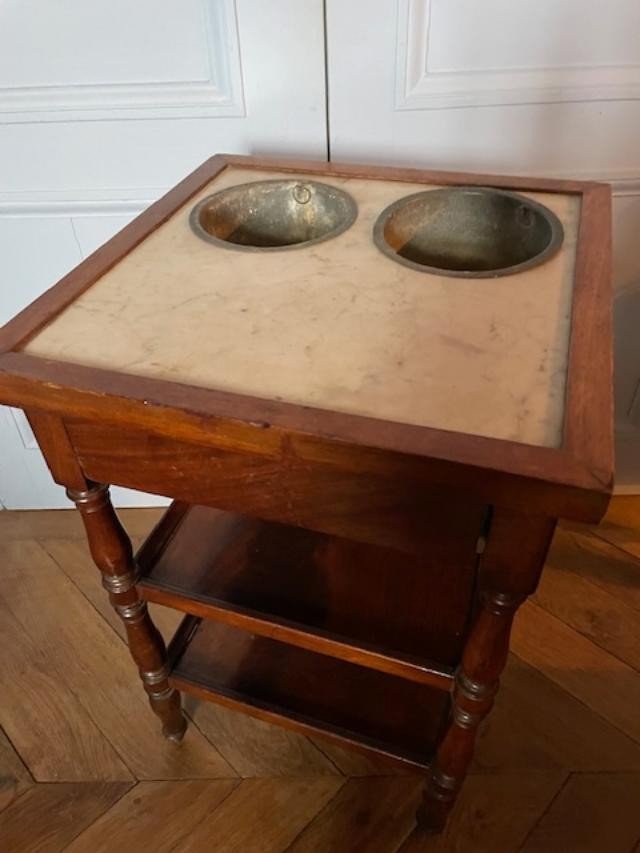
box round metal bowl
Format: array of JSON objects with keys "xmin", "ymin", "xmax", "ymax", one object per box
[
  {"xmin": 190, "ymin": 179, "xmax": 357, "ymax": 251},
  {"xmin": 373, "ymin": 187, "xmax": 564, "ymax": 277}
]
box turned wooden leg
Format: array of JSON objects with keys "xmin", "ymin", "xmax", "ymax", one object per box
[
  {"xmin": 418, "ymin": 590, "xmax": 523, "ymax": 832},
  {"xmin": 418, "ymin": 510, "xmax": 556, "ymax": 833},
  {"xmin": 67, "ymin": 483, "xmax": 187, "ymax": 741}
]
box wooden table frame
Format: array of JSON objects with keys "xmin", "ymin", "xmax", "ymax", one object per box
[{"xmin": 0, "ymin": 155, "xmax": 613, "ymax": 833}]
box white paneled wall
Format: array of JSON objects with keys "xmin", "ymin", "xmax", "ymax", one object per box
[
  {"xmin": 396, "ymin": 0, "xmax": 640, "ymax": 110},
  {"xmin": 0, "ymin": 0, "xmax": 327, "ymax": 508},
  {"xmin": 0, "ymin": 0, "xmax": 245, "ymax": 122}
]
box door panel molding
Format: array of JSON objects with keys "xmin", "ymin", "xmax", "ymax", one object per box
[
  {"xmin": 0, "ymin": 0, "xmax": 244, "ymax": 121},
  {"xmin": 396, "ymin": 0, "xmax": 640, "ymax": 110},
  {"xmin": 0, "ymin": 191, "xmax": 158, "ymax": 218}
]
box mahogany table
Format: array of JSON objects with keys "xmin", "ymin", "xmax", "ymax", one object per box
[{"xmin": 0, "ymin": 154, "xmax": 613, "ymax": 833}]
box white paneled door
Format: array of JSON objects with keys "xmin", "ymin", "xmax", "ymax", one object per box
[
  {"xmin": 0, "ymin": 0, "xmax": 328, "ymax": 508},
  {"xmin": 327, "ymin": 0, "xmax": 640, "ymax": 491},
  {"xmin": 4, "ymin": 1, "xmax": 640, "ymax": 506}
]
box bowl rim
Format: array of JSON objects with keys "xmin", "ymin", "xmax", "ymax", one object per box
[
  {"xmin": 189, "ymin": 178, "xmax": 358, "ymax": 252},
  {"xmin": 372, "ymin": 185, "xmax": 565, "ymax": 278}
]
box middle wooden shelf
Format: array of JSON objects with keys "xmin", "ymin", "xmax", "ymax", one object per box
[{"xmin": 136, "ymin": 502, "xmax": 479, "ymax": 689}]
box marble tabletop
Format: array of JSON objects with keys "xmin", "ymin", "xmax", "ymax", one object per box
[{"xmin": 25, "ymin": 167, "xmax": 580, "ymax": 449}]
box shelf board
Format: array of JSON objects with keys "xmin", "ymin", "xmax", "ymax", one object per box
[
  {"xmin": 169, "ymin": 615, "xmax": 446, "ymax": 771},
  {"xmin": 136, "ymin": 503, "xmax": 476, "ymax": 689}
]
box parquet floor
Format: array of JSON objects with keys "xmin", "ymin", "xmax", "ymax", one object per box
[{"xmin": 1, "ymin": 500, "xmax": 640, "ymax": 852}]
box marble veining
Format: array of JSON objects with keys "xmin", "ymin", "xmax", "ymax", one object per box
[{"xmin": 25, "ymin": 167, "xmax": 581, "ymax": 448}]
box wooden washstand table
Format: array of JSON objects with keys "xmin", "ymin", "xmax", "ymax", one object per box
[{"xmin": 0, "ymin": 155, "xmax": 613, "ymax": 833}]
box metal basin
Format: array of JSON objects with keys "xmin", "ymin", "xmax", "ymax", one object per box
[
  {"xmin": 190, "ymin": 179, "xmax": 357, "ymax": 251},
  {"xmin": 373, "ymin": 187, "xmax": 564, "ymax": 277}
]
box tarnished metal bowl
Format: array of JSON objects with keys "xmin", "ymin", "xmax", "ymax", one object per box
[
  {"xmin": 190, "ymin": 179, "xmax": 357, "ymax": 251},
  {"xmin": 373, "ymin": 187, "xmax": 564, "ymax": 277}
]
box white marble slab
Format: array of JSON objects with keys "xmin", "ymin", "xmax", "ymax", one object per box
[{"xmin": 25, "ymin": 167, "xmax": 580, "ymax": 448}]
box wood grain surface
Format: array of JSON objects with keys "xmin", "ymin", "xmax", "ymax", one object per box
[{"xmin": 0, "ymin": 500, "xmax": 639, "ymax": 850}]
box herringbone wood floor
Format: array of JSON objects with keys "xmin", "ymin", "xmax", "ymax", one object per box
[{"xmin": 2, "ymin": 501, "xmax": 640, "ymax": 852}]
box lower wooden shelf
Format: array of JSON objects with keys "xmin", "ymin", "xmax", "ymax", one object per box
[
  {"xmin": 136, "ymin": 502, "xmax": 478, "ymax": 688},
  {"xmin": 168, "ymin": 615, "xmax": 446, "ymax": 770},
  {"xmin": 137, "ymin": 500, "xmax": 479, "ymax": 766}
]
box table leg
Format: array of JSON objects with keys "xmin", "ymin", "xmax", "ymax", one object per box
[
  {"xmin": 418, "ymin": 590, "xmax": 523, "ymax": 831},
  {"xmin": 67, "ymin": 482, "xmax": 187, "ymax": 741},
  {"xmin": 417, "ymin": 510, "xmax": 556, "ymax": 833}
]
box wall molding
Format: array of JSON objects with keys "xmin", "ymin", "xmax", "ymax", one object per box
[
  {"xmin": 0, "ymin": 187, "xmax": 166, "ymax": 217},
  {"xmin": 507, "ymin": 174, "xmax": 640, "ymax": 196},
  {"xmin": 533, "ymin": 174, "xmax": 640, "ymax": 197},
  {"xmin": 1, "ymin": 173, "xmax": 639, "ymax": 219},
  {"xmin": 609, "ymin": 177, "xmax": 640, "ymax": 198},
  {"xmin": 0, "ymin": 0, "xmax": 244, "ymax": 122},
  {"xmin": 396, "ymin": 0, "xmax": 640, "ymax": 111}
]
